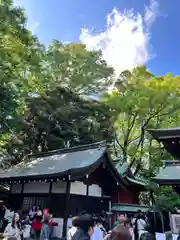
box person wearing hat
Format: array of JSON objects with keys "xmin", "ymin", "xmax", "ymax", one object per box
[{"xmin": 71, "ymin": 214, "xmax": 94, "ymax": 240}]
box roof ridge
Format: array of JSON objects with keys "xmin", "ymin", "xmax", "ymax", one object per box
[{"xmin": 29, "ymin": 140, "xmax": 106, "ymax": 158}]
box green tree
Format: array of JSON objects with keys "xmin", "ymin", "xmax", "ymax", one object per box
[
  {"xmin": 0, "ymin": 1, "xmax": 116, "ymax": 166},
  {"xmin": 0, "ymin": 0, "xmax": 46, "ymax": 148},
  {"xmin": 5, "ymin": 87, "xmax": 113, "ymax": 165},
  {"xmin": 154, "ymin": 186, "xmax": 180, "ymax": 212},
  {"xmin": 45, "ymin": 40, "xmax": 114, "ymax": 94},
  {"xmin": 103, "ymin": 66, "xmax": 180, "ymax": 176}
]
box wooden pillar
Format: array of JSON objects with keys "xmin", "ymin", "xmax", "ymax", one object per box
[
  {"xmin": 9, "ymin": 183, "xmax": 12, "ymax": 194},
  {"xmin": 6, "ymin": 183, "xmax": 12, "ymax": 206},
  {"xmin": 62, "ymin": 180, "xmax": 71, "ymax": 238},
  {"xmin": 86, "ymin": 184, "xmax": 89, "ymax": 196},
  {"xmin": 20, "ymin": 182, "xmax": 24, "ymax": 209},
  {"xmin": 48, "ymin": 181, "xmax": 53, "ymax": 210}
]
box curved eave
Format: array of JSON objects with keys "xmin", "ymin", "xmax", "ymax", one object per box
[
  {"xmin": 148, "ymin": 128, "xmax": 180, "ymax": 140},
  {"xmin": 125, "ymin": 177, "xmax": 150, "ymax": 191}
]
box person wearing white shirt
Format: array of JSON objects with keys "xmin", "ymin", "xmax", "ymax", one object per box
[
  {"xmin": 4, "ymin": 213, "xmax": 21, "ymax": 240},
  {"xmin": 67, "ymin": 226, "xmax": 77, "ymax": 240},
  {"xmin": 4, "ymin": 205, "xmax": 14, "ymax": 224},
  {"xmin": 91, "ymin": 225, "xmax": 103, "ymax": 240},
  {"xmin": 22, "ymin": 224, "xmax": 31, "ymax": 240},
  {"xmin": 67, "ymin": 217, "xmax": 77, "ymax": 240},
  {"xmin": 137, "ymin": 217, "xmax": 147, "ymax": 239}
]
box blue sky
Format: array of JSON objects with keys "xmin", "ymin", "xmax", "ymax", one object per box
[{"xmin": 14, "ymin": 0, "xmax": 180, "ymax": 76}]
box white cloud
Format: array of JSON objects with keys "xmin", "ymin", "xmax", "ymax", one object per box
[{"xmin": 80, "ymin": 0, "xmax": 159, "ymax": 77}]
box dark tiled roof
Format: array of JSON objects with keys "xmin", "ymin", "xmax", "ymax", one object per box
[
  {"xmin": 148, "ymin": 128, "xmax": 180, "ymax": 159},
  {"xmin": 148, "ymin": 127, "xmax": 180, "ymax": 140},
  {"xmin": 0, "ymin": 141, "xmax": 109, "ymax": 180}
]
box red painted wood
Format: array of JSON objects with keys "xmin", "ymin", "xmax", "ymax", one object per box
[{"xmin": 118, "ymin": 190, "xmax": 139, "ymax": 204}]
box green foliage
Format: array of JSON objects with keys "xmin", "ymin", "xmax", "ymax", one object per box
[
  {"xmin": 2, "ymin": 0, "xmax": 180, "ymax": 186},
  {"xmin": 0, "ymin": 0, "xmax": 46, "ymax": 148},
  {"xmin": 5, "ymin": 87, "xmax": 113, "ymax": 165},
  {"xmin": 154, "ymin": 186, "xmax": 180, "ymax": 212},
  {"xmin": 0, "ymin": 0, "xmax": 114, "ymax": 162},
  {"xmin": 103, "ymin": 66, "xmax": 180, "ymax": 176},
  {"xmin": 45, "ymin": 40, "xmax": 114, "ymax": 94}
]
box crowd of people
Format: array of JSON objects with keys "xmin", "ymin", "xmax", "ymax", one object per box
[
  {"xmin": 0, "ymin": 204, "xmax": 156, "ymax": 240},
  {"xmin": 0, "ymin": 204, "xmax": 57, "ymax": 240},
  {"xmin": 67, "ymin": 210, "xmax": 156, "ymax": 240}
]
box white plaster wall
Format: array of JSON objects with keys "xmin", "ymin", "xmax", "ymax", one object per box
[
  {"xmin": 11, "ymin": 181, "xmax": 102, "ymax": 197},
  {"xmin": 70, "ymin": 181, "xmax": 86, "ymax": 195},
  {"xmin": 23, "ymin": 182, "xmax": 50, "ymax": 193},
  {"xmin": 11, "ymin": 183, "xmax": 22, "ymax": 193},
  {"xmin": 52, "ymin": 181, "xmax": 66, "ymax": 193},
  {"xmin": 89, "ymin": 184, "xmax": 102, "ymax": 197}
]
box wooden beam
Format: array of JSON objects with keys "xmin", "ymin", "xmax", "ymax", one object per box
[
  {"xmin": 48, "ymin": 181, "xmax": 53, "ymax": 209},
  {"xmin": 20, "ymin": 182, "xmax": 24, "ymax": 209},
  {"xmin": 62, "ymin": 180, "xmax": 71, "ymax": 238}
]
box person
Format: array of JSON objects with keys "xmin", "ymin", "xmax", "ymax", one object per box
[
  {"xmin": 134, "ymin": 211, "xmax": 147, "ymax": 240},
  {"xmin": 132, "ymin": 213, "xmax": 138, "ymax": 229},
  {"xmin": 40, "ymin": 215, "xmax": 50, "ymax": 240},
  {"xmin": 4, "ymin": 205, "xmax": 14, "ymax": 224},
  {"xmin": 71, "ymin": 214, "xmax": 94, "ymax": 240},
  {"xmin": 29, "ymin": 205, "xmax": 37, "ymax": 220},
  {"xmin": 32, "ymin": 213, "xmax": 43, "ymax": 239},
  {"xmin": 43, "ymin": 208, "xmax": 49, "ymax": 216},
  {"xmin": 22, "ymin": 216, "xmax": 31, "ymax": 240},
  {"xmin": 96, "ymin": 217, "xmax": 106, "ymax": 238},
  {"xmin": 103, "ymin": 231, "xmax": 112, "ymax": 240},
  {"xmin": 67, "ymin": 217, "xmax": 78, "ymax": 240},
  {"xmin": 113, "ymin": 214, "xmax": 125, "ymax": 228},
  {"xmin": 100, "ymin": 210, "xmax": 108, "ymax": 230},
  {"xmin": 4, "ymin": 213, "xmax": 21, "ymax": 240},
  {"xmin": 37, "ymin": 206, "xmax": 42, "ymax": 217},
  {"xmin": 48, "ymin": 214, "xmax": 58, "ymax": 240},
  {"xmin": 124, "ymin": 218, "xmax": 134, "ymax": 240},
  {"xmin": 109, "ymin": 227, "xmax": 132, "ymax": 240},
  {"xmin": 91, "ymin": 217, "xmax": 103, "ymax": 240},
  {"xmin": 140, "ymin": 232, "xmax": 155, "ymax": 240}
]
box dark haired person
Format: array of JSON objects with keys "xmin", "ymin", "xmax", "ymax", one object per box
[
  {"xmin": 140, "ymin": 232, "xmax": 155, "ymax": 240},
  {"xmin": 22, "ymin": 215, "xmax": 32, "ymax": 240},
  {"xmin": 29, "ymin": 205, "xmax": 37, "ymax": 220},
  {"xmin": 109, "ymin": 227, "xmax": 132, "ymax": 240},
  {"xmin": 113, "ymin": 214, "xmax": 125, "ymax": 229},
  {"xmin": 91, "ymin": 217, "xmax": 104, "ymax": 240},
  {"xmin": 124, "ymin": 218, "xmax": 134, "ymax": 240},
  {"xmin": 67, "ymin": 217, "xmax": 78, "ymax": 240},
  {"xmin": 134, "ymin": 211, "xmax": 147, "ymax": 240},
  {"xmin": 4, "ymin": 213, "xmax": 21, "ymax": 240},
  {"xmin": 72, "ymin": 214, "xmax": 94, "ymax": 240},
  {"xmin": 97, "ymin": 217, "xmax": 107, "ymax": 237}
]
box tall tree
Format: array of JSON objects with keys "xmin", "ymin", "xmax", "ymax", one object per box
[
  {"xmin": 45, "ymin": 40, "xmax": 114, "ymax": 94},
  {"xmin": 5, "ymin": 87, "xmax": 113, "ymax": 165},
  {"xmin": 0, "ymin": 0, "xmax": 46, "ymax": 148},
  {"xmin": 103, "ymin": 66, "xmax": 180, "ymax": 176}
]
